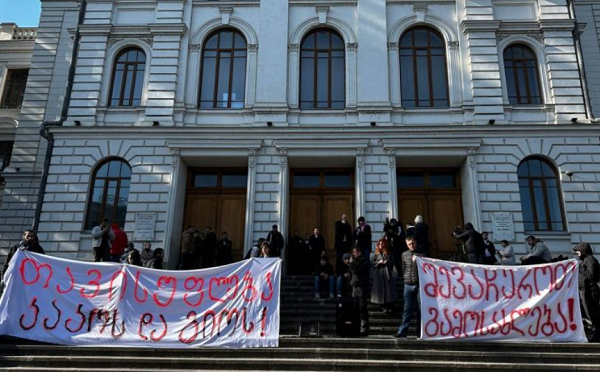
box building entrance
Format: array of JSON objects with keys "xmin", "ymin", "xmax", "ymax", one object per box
[
  {"xmin": 397, "ymin": 169, "xmax": 463, "ymax": 259},
  {"xmin": 183, "ymin": 169, "xmax": 247, "ymax": 262},
  {"xmin": 289, "ymin": 169, "xmax": 354, "ymax": 266}
]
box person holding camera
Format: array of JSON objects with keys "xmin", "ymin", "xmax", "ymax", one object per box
[
  {"xmin": 91, "ymin": 218, "xmax": 115, "ymax": 262},
  {"xmin": 452, "ymin": 223, "xmax": 484, "ymax": 264}
]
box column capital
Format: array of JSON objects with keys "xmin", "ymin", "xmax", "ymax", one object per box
[
  {"xmin": 468, "ymin": 147, "xmax": 478, "ymax": 169},
  {"xmin": 356, "ymin": 148, "xmax": 366, "ymax": 169},
  {"xmin": 171, "ymin": 147, "xmax": 181, "ymax": 169},
  {"xmin": 386, "ymin": 148, "xmax": 396, "ymax": 169},
  {"xmin": 248, "ymin": 148, "xmax": 260, "ymax": 169}
]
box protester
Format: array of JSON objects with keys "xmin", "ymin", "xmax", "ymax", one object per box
[
  {"xmin": 309, "ymin": 227, "xmax": 326, "ymax": 266},
  {"xmin": 120, "ymin": 241, "xmax": 136, "ymax": 263},
  {"xmin": 179, "ymin": 238, "xmax": 196, "ymax": 270},
  {"xmin": 350, "ymin": 246, "xmax": 370, "ymax": 336},
  {"xmin": 2, "ymin": 230, "xmax": 45, "ymax": 279},
  {"xmin": 146, "ymin": 248, "xmax": 164, "ymax": 269},
  {"xmin": 336, "ymin": 253, "xmax": 352, "ymax": 298},
  {"xmin": 334, "ymin": 213, "xmax": 353, "ymax": 275},
  {"xmin": 141, "ymin": 242, "xmax": 153, "ymax": 266},
  {"xmin": 354, "ymin": 216, "xmax": 372, "ymax": 260},
  {"xmin": 496, "ymin": 240, "xmax": 516, "ymax": 265},
  {"xmin": 481, "ymin": 231, "xmax": 497, "ymax": 265},
  {"xmin": 202, "ymin": 226, "xmax": 217, "ymax": 268},
  {"xmin": 216, "ymin": 232, "xmax": 233, "ymax": 266},
  {"xmin": 520, "ymin": 235, "xmax": 552, "ymax": 265},
  {"xmin": 245, "ymin": 238, "xmax": 265, "ymax": 259},
  {"xmin": 109, "ymin": 223, "xmax": 128, "ymax": 263},
  {"xmin": 452, "ymin": 223, "xmax": 484, "ymax": 264},
  {"xmin": 260, "ymin": 241, "xmax": 272, "ymax": 258},
  {"xmin": 126, "ymin": 249, "xmax": 142, "ymax": 267},
  {"xmin": 288, "ymin": 230, "xmax": 310, "ymax": 274},
  {"xmin": 395, "ymin": 235, "xmax": 425, "ymax": 338},
  {"xmin": 573, "ymin": 242, "xmax": 600, "ymax": 342},
  {"xmin": 414, "ymin": 215, "xmax": 431, "ymax": 256},
  {"xmin": 314, "ymin": 256, "xmax": 335, "ymax": 299},
  {"xmin": 266, "ymin": 224, "xmax": 284, "ymax": 257},
  {"xmin": 91, "ymin": 218, "xmax": 115, "ymax": 262},
  {"xmin": 371, "ymin": 239, "xmax": 398, "ymax": 313},
  {"xmin": 384, "ymin": 221, "xmax": 404, "ymax": 277}
]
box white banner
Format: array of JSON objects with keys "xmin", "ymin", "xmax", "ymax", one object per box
[
  {"xmin": 0, "ymin": 250, "xmax": 281, "ymax": 348},
  {"xmin": 417, "ymin": 257, "xmax": 586, "ymax": 342}
]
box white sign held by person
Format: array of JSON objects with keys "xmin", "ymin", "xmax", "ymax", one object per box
[
  {"xmin": 0, "ymin": 250, "xmax": 281, "ymax": 348},
  {"xmin": 417, "ymin": 257, "xmax": 586, "ymax": 342}
]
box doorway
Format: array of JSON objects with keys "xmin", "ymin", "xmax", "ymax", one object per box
[
  {"xmin": 289, "ymin": 169, "xmax": 355, "ymax": 266},
  {"xmin": 183, "ymin": 169, "xmax": 247, "ymax": 262},
  {"xmin": 397, "ymin": 169, "xmax": 463, "ymax": 259}
]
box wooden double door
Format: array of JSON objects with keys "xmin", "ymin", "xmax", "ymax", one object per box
[
  {"xmin": 183, "ymin": 169, "xmax": 247, "ymax": 262},
  {"xmin": 288, "ymin": 169, "xmax": 355, "ymax": 265},
  {"xmin": 397, "ymin": 169, "xmax": 464, "ymax": 259}
]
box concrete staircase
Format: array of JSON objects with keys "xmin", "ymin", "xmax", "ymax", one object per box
[{"xmin": 1, "ymin": 275, "xmax": 600, "ymax": 371}]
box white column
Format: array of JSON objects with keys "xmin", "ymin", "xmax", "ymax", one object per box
[
  {"xmin": 448, "ymin": 41, "xmax": 463, "ymax": 107},
  {"xmin": 246, "ymin": 44, "xmax": 258, "ymax": 107},
  {"xmin": 185, "ymin": 45, "xmax": 201, "ymax": 107},
  {"xmin": 355, "ymin": 148, "xmax": 366, "ymax": 218},
  {"xmin": 388, "ymin": 42, "xmax": 401, "ymax": 106},
  {"xmin": 287, "ymin": 44, "xmax": 299, "ymax": 108},
  {"xmin": 387, "ymin": 149, "xmax": 398, "ymax": 219},
  {"xmin": 347, "ymin": 44, "xmax": 358, "ymax": 107},
  {"xmin": 277, "ymin": 149, "xmax": 289, "ymax": 251},
  {"xmin": 164, "ymin": 148, "xmax": 181, "ymax": 266},
  {"xmin": 244, "ymin": 148, "xmax": 259, "ymax": 255},
  {"xmin": 467, "ymin": 147, "xmax": 483, "ymax": 230}
]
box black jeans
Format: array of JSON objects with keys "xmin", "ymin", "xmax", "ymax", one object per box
[
  {"xmin": 93, "ymin": 246, "xmax": 110, "ymax": 262},
  {"xmin": 352, "ymin": 286, "xmax": 369, "ymax": 334}
]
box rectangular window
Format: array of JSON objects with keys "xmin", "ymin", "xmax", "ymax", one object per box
[{"xmin": 1, "ymin": 69, "xmax": 29, "ymax": 109}]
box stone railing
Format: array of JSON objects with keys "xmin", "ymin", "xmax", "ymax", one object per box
[{"xmin": 12, "ymin": 27, "xmax": 37, "ymax": 40}]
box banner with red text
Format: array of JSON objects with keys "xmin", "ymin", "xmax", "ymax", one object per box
[
  {"xmin": 0, "ymin": 250, "xmax": 280, "ymax": 348},
  {"xmin": 417, "ymin": 257, "xmax": 586, "ymax": 342}
]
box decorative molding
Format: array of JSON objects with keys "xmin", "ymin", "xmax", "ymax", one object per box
[
  {"xmin": 248, "ymin": 148, "xmax": 259, "ymax": 169},
  {"xmin": 316, "ymin": 6, "xmax": 330, "ymax": 24},
  {"xmin": 247, "ymin": 44, "xmax": 258, "ymax": 52},
  {"xmin": 278, "ymin": 148, "xmax": 288, "ymax": 170},
  {"xmin": 447, "ymin": 40, "xmax": 459, "ymax": 49},
  {"xmin": 413, "ymin": 4, "xmax": 428, "ymax": 23},
  {"xmin": 219, "ymin": 6, "xmax": 234, "ymax": 25},
  {"xmin": 356, "ymin": 148, "xmax": 365, "ymax": 169},
  {"xmin": 386, "ymin": 149, "xmax": 396, "ymax": 169},
  {"xmin": 387, "ymin": 42, "xmax": 399, "ymax": 51},
  {"xmin": 468, "ymin": 148, "xmax": 477, "ymax": 169},
  {"xmin": 109, "ymin": 37, "xmax": 153, "ymax": 48},
  {"xmin": 497, "ymin": 33, "xmax": 542, "ymax": 44},
  {"xmin": 171, "ymin": 148, "xmax": 181, "ymax": 169},
  {"xmin": 347, "ymin": 43, "xmax": 358, "ymax": 52},
  {"xmin": 188, "ymin": 44, "xmax": 201, "ymax": 52},
  {"xmin": 288, "ymin": 43, "xmax": 299, "ymax": 52}
]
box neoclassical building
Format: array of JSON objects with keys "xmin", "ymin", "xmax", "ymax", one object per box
[{"xmin": 0, "ymin": 0, "xmax": 599, "ymax": 268}]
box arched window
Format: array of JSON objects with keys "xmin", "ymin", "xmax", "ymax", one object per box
[
  {"xmin": 300, "ymin": 28, "xmax": 345, "ymax": 109},
  {"xmin": 84, "ymin": 159, "xmax": 131, "ymax": 230},
  {"xmin": 109, "ymin": 48, "xmax": 146, "ymax": 106},
  {"xmin": 518, "ymin": 157, "xmax": 565, "ymax": 232},
  {"xmin": 199, "ymin": 29, "xmax": 247, "ymax": 109},
  {"xmin": 399, "ymin": 27, "xmax": 449, "ymax": 108},
  {"xmin": 504, "ymin": 44, "xmax": 543, "ymax": 105}
]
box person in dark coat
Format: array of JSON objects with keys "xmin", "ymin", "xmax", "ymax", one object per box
[
  {"xmin": 371, "ymin": 239, "xmax": 398, "ymax": 312},
  {"xmin": 384, "ymin": 222, "xmax": 405, "ymax": 277},
  {"xmin": 350, "ymin": 246, "xmax": 370, "ymax": 336},
  {"xmin": 308, "ymin": 227, "xmax": 326, "ymax": 266},
  {"xmin": 414, "ymin": 215, "xmax": 431, "ymax": 257},
  {"xmin": 2, "ymin": 230, "xmax": 45, "ymax": 279},
  {"xmin": 336, "ymin": 253, "xmax": 352, "ymax": 298},
  {"xmin": 481, "ymin": 231, "xmax": 497, "ymax": 265},
  {"xmin": 127, "ymin": 249, "xmax": 142, "ymax": 267},
  {"xmin": 573, "ymin": 242, "xmax": 600, "ymax": 342},
  {"xmin": 180, "ymin": 227, "xmax": 196, "ymax": 268},
  {"xmin": 395, "ymin": 235, "xmax": 425, "ymax": 338},
  {"xmin": 146, "ymin": 248, "xmax": 164, "ymax": 269},
  {"xmin": 288, "ymin": 231, "xmax": 310, "ymax": 274},
  {"xmin": 354, "ymin": 216, "xmax": 372, "ymax": 260},
  {"xmin": 216, "ymin": 232, "xmax": 233, "ymax": 266},
  {"xmin": 266, "ymin": 224, "xmax": 284, "ymax": 257},
  {"xmin": 314, "ymin": 256, "xmax": 335, "ymax": 299},
  {"xmin": 334, "ymin": 213, "xmax": 353, "ymax": 275},
  {"xmin": 202, "ymin": 227, "xmax": 217, "ymax": 268},
  {"xmin": 453, "ymin": 223, "xmax": 483, "ymax": 264}
]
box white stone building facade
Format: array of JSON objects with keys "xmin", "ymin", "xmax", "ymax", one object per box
[{"xmin": 1, "ymin": 0, "xmax": 599, "ymax": 268}]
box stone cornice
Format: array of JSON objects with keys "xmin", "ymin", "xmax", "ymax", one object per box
[
  {"xmin": 539, "ymin": 19, "xmax": 576, "ymax": 32},
  {"xmin": 461, "ymin": 20, "xmax": 501, "ymax": 33},
  {"xmin": 78, "ymin": 24, "xmax": 112, "ymax": 36},
  {"xmin": 149, "ymin": 23, "xmax": 188, "ymax": 36}
]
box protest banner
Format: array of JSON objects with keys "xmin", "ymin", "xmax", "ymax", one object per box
[
  {"xmin": 417, "ymin": 257, "xmax": 587, "ymax": 342},
  {"xmin": 0, "ymin": 250, "xmax": 280, "ymax": 348}
]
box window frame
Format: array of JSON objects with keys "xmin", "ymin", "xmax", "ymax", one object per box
[
  {"xmin": 0, "ymin": 69, "xmax": 29, "ymax": 109},
  {"xmin": 198, "ymin": 28, "xmax": 248, "ymax": 109},
  {"xmin": 108, "ymin": 48, "xmax": 147, "ymax": 107},
  {"xmin": 503, "ymin": 43, "xmax": 544, "ymax": 106},
  {"xmin": 84, "ymin": 158, "xmax": 132, "ymax": 230},
  {"xmin": 399, "ymin": 26, "xmax": 449, "ymax": 108},
  {"xmin": 517, "ymin": 157, "xmax": 566, "ymax": 232},
  {"xmin": 299, "ymin": 28, "xmax": 346, "ymax": 110}
]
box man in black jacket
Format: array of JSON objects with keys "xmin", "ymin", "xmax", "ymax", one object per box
[
  {"xmin": 202, "ymin": 227, "xmax": 217, "ymax": 268},
  {"xmin": 395, "ymin": 235, "xmax": 425, "ymax": 338},
  {"xmin": 146, "ymin": 248, "xmax": 164, "ymax": 269},
  {"xmin": 354, "ymin": 217, "xmax": 372, "ymax": 260},
  {"xmin": 334, "ymin": 213, "xmax": 353, "ymax": 275},
  {"xmin": 453, "ymin": 223, "xmax": 484, "ymax": 264},
  {"xmin": 2, "ymin": 230, "xmax": 45, "ymax": 279},
  {"xmin": 216, "ymin": 232, "xmax": 233, "ymax": 266},
  {"xmin": 350, "ymin": 246, "xmax": 370, "ymax": 336},
  {"xmin": 573, "ymin": 242, "xmax": 600, "ymax": 342},
  {"xmin": 266, "ymin": 224, "xmax": 284, "ymax": 257},
  {"xmin": 314, "ymin": 256, "xmax": 335, "ymax": 299},
  {"xmin": 309, "ymin": 227, "xmax": 326, "ymax": 266}
]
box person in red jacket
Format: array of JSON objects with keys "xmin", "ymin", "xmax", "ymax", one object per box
[{"xmin": 110, "ymin": 223, "xmax": 128, "ymax": 263}]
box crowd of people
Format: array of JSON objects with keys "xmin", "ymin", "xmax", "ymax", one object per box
[{"xmin": 1, "ymin": 215, "xmax": 599, "ymax": 341}]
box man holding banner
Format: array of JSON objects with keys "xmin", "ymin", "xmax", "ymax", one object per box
[{"xmin": 395, "ymin": 235, "xmax": 425, "ymax": 338}]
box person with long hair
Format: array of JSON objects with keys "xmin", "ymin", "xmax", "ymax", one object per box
[{"xmin": 370, "ymin": 238, "xmax": 398, "ymax": 313}]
